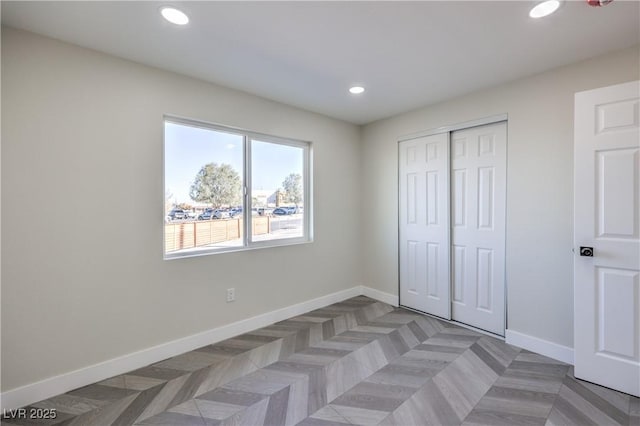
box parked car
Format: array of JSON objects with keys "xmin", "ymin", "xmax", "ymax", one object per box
[
  {"xmin": 229, "ymin": 207, "xmax": 242, "ymax": 218},
  {"xmin": 168, "ymin": 209, "xmax": 187, "ymax": 220},
  {"xmin": 212, "ymin": 209, "xmax": 231, "ymax": 219},
  {"xmin": 274, "ymin": 206, "xmax": 297, "ymax": 215},
  {"xmin": 257, "ymin": 207, "xmax": 273, "ymax": 216},
  {"xmin": 197, "ymin": 210, "xmax": 214, "ymax": 220},
  {"xmin": 197, "ymin": 209, "xmax": 230, "ymax": 220}
]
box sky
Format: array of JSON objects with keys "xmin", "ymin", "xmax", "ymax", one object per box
[{"xmin": 165, "ymin": 121, "xmax": 303, "ymax": 205}]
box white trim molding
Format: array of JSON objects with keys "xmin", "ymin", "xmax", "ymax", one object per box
[
  {"xmin": 361, "ymin": 286, "xmax": 399, "ymax": 307},
  {"xmin": 505, "ymin": 329, "xmax": 574, "ymax": 365},
  {"xmin": 398, "ymin": 113, "xmax": 508, "ymax": 142},
  {"xmin": 1, "ymin": 286, "xmax": 363, "ymax": 411}
]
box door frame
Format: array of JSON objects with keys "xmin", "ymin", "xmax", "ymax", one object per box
[{"xmin": 397, "ymin": 113, "xmax": 509, "ymax": 335}]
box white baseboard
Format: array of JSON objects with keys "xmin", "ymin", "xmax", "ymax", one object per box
[
  {"xmin": 361, "ymin": 286, "xmax": 399, "ymax": 307},
  {"xmin": 505, "ymin": 329, "xmax": 574, "ymax": 365},
  {"xmin": 1, "ymin": 286, "xmax": 363, "ymax": 411}
]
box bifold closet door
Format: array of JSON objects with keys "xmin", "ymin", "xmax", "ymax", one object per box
[
  {"xmin": 399, "ymin": 133, "xmax": 451, "ymax": 318},
  {"xmin": 450, "ymin": 122, "xmax": 507, "ymax": 335}
]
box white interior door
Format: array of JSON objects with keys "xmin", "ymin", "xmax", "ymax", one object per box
[
  {"xmin": 574, "ymin": 80, "xmax": 640, "ymax": 397},
  {"xmin": 450, "ymin": 122, "xmax": 507, "ymax": 336},
  {"xmin": 399, "ymin": 133, "xmax": 451, "ymax": 318}
]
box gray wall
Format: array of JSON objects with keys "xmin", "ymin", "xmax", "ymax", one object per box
[
  {"xmin": 1, "ymin": 28, "xmax": 362, "ymax": 391},
  {"xmin": 360, "ymin": 45, "xmax": 639, "ymax": 349}
]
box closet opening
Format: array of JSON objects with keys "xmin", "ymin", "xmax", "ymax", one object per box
[{"xmin": 398, "ymin": 117, "xmax": 507, "ymax": 336}]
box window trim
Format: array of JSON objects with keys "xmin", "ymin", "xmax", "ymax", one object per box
[{"xmin": 163, "ymin": 115, "xmax": 313, "ymax": 259}]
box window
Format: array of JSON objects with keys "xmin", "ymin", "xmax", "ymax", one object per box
[{"xmin": 164, "ymin": 117, "xmax": 312, "ymax": 259}]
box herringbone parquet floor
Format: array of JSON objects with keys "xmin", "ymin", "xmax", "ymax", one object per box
[{"xmin": 3, "ymin": 296, "xmax": 638, "ymax": 425}]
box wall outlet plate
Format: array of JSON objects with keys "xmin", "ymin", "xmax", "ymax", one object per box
[{"xmin": 226, "ymin": 288, "xmax": 235, "ymax": 302}]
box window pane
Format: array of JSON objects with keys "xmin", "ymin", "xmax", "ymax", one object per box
[
  {"xmin": 164, "ymin": 121, "xmax": 244, "ymax": 256},
  {"xmin": 251, "ymin": 140, "xmax": 305, "ymax": 242}
]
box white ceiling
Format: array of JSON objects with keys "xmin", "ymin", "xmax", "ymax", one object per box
[{"xmin": 2, "ymin": 1, "xmax": 639, "ymax": 124}]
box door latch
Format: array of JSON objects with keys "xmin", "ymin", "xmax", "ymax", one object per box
[{"xmin": 579, "ymin": 246, "xmax": 594, "ymax": 257}]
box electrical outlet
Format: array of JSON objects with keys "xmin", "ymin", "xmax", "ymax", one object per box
[{"xmin": 226, "ymin": 288, "xmax": 235, "ymax": 303}]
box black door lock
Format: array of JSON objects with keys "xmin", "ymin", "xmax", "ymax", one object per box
[{"xmin": 580, "ymin": 247, "xmax": 594, "ymax": 257}]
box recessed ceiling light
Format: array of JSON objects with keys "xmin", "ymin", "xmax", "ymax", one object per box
[
  {"xmin": 529, "ymin": 0, "xmax": 561, "ymax": 18},
  {"xmin": 349, "ymin": 86, "xmax": 365, "ymax": 95},
  {"xmin": 161, "ymin": 7, "xmax": 189, "ymax": 25}
]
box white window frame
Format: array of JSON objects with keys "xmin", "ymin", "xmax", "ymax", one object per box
[{"xmin": 163, "ymin": 115, "xmax": 313, "ymax": 259}]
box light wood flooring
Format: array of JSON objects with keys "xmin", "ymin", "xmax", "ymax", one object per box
[{"xmin": 2, "ymin": 296, "xmax": 638, "ymax": 425}]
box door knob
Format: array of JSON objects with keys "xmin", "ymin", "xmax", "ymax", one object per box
[{"xmin": 580, "ymin": 247, "xmax": 594, "ymax": 257}]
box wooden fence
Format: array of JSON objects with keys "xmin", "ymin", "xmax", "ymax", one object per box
[{"xmin": 165, "ymin": 216, "xmax": 270, "ymax": 252}]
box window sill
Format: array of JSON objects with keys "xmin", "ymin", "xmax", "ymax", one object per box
[{"xmin": 163, "ymin": 237, "xmax": 313, "ymax": 260}]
